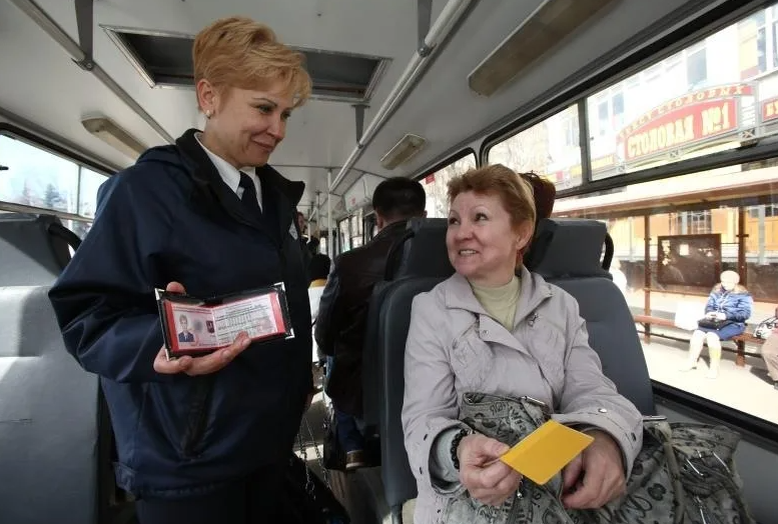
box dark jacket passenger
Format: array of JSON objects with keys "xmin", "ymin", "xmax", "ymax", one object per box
[
  {"xmin": 315, "ymin": 221, "xmax": 409, "ymax": 416},
  {"xmin": 315, "ymin": 177, "xmax": 427, "ymax": 418}
]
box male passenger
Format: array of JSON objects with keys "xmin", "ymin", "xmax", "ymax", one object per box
[{"xmin": 316, "ymin": 177, "xmax": 426, "ymax": 469}]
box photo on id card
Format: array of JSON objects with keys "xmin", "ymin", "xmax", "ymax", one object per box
[{"xmin": 156, "ymin": 283, "xmax": 294, "ymax": 359}]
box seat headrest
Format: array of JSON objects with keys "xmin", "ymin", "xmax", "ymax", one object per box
[
  {"xmin": 386, "ymin": 218, "xmax": 454, "ymax": 280},
  {"xmin": 0, "ymin": 214, "xmax": 76, "ymax": 285},
  {"xmin": 525, "ymin": 218, "xmax": 612, "ymax": 279}
]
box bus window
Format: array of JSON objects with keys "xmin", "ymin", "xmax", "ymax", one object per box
[
  {"xmin": 549, "ymin": 2, "xmax": 778, "ymax": 429},
  {"xmin": 584, "ymin": 6, "xmax": 778, "ymax": 180},
  {"xmin": 78, "ymin": 168, "xmax": 108, "ymax": 219},
  {"xmin": 336, "ymin": 208, "xmax": 365, "ymax": 254},
  {"xmin": 0, "ymin": 134, "xmax": 80, "ymax": 214},
  {"xmin": 487, "ymin": 104, "xmax": 581, "ymax": 190},
  {"xmin": 557, "ymin": 159, "xmax": 778, "ymax": 428},
  {"xmin": 0, "ymin": 134, "xmax": 110, "ymax": 239},
  {"xmin": 338, "ymin": 218, "xmax": 350, "ymax": 253},
  {"xmin": 319, "ymin": 235, "xmax": 328, "ymax": 256},
  {"xmin": 420, "ymin": 152, "xmax": 476, "ymax": 218}
]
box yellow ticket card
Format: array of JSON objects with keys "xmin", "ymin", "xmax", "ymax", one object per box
[{"xmin": 499, "ymin": 420, "xmax": 594, "ymax": 485}]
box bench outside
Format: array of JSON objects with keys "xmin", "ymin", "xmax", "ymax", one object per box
[{"xmin": 632, "ymin": 314, "xmax": 763, "ymax": 367}]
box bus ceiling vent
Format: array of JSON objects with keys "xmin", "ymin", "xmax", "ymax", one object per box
[
  {"xmin": 380, "ymin": 133, "xmax": 427, "ymax": 170},
  {"xmin": 468, "ymin": 0, "xmax": 618, "ymax": 97},
  {"xmin": 81, "ymin": 117, "xmax": 147, "ymax": 161}
]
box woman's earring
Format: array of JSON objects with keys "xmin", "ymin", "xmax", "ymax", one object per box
[{"xmin": 205, "ymin": 110, "xmax": 212, "ymax": 119}]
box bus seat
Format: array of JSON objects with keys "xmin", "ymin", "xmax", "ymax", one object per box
[
  {"xmin": 0, "ymin": 213, "xmax": 81, "ymax": 285},
  {"xmin": 384, "ymin": 218, "xmax": 453, "ymax": 281},
  {"xmin": 376, "ymin": 276, "xmax": 443, "ymax": 522},
  {"xmin": 363, "ymin": 218, "xmax": 453, "ymax": 428},
  {"xmin": 0, "ymin": 285, "xmax": 101, "ymax": 524},
  {"xmin": 525, "ymin": 218, "xmax": 656, "ymax": 415}
]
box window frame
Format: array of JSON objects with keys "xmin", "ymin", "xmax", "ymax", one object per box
[
  {"xmin": 478, "ymin": 0, "xmax": 773, "ymax": 200},
  {"xmin": 476, "ymin": 0, "xmax": 778, "ymax": 436},
  {"xmin": 0, "ymin": 124, "xmax": 114, "ymax": 233}
]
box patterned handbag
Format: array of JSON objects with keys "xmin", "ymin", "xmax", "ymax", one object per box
[{"xmin": 441, "ymin": 392, "xmax": 755, "ymax": 524}]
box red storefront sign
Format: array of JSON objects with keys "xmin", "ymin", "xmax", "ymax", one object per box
[
  {"xmin": 762, "ymin": 96, "xmax": 778, "ymax": 123},
  {"xmin": 617, "ymin": 84, "xmax": 752, "ymax": 164}
]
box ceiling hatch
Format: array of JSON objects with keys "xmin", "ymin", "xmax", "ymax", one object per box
[{"xmin": 103, "ymin": 27, "xmax": 389, "ymax": 103}]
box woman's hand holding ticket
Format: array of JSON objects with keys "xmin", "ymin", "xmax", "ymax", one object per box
[{"xmin": 153, "ymin": 281, "xmax": 252, "ymax": 376}]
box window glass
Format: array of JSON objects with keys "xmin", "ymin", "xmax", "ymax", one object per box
[
  {"xmin": 338, "ymin": 218, "xmax": 350, "ymax": 253},
  {"xmin": 0, "ymin": 134, "xmax": 79, "ymax": 213},
  {"xmin": 319, "ymin": 235, "xmax": 328, "ymax": 257},
  {"xmin": 421, "ymin": 152, "xmax": 477, "ymax": 219},
  {"xmin": 487, "ymin": 104, "xmax": 581, "ymax": 190},
  {"xmin": 554, "ymin": 159, "xmax": 778, "ymax": 425},
  {"xmin": 582, "ymin": 4, "xmax": 778, "ymax": 180},
  {"xmin": 78, "ymin": 168, "xmax": 108, "ymax": 218},
  {"xmin": 63, "ymin": 219, "xmax": 92, "ymax": 239}
]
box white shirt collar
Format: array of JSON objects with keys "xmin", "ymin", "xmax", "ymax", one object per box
[{"xmin": 194, "ymin": 132, "xmax": 262, "ymax": 210}]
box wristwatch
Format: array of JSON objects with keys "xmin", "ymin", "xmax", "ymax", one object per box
[{"xmin": 450, "ymin": 427, "xmax": 474, "ymax": 470}]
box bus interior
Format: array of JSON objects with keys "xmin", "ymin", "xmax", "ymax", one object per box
[{"xmin": 1, "ymin": 0, "xmax": 778, "ymax": 523}]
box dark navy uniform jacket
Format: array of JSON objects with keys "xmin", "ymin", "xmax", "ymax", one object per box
[{"xmin": 48, "ymin": 129, "xmax": 313, "ymax": 498}]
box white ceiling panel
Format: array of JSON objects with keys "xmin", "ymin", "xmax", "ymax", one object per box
[{"xmin": 347, "ymin": 0, "xmax": 719, "ymax": 188}]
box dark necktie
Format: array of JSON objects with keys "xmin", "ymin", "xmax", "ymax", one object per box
[{"xmin": 239, "ymin": 172, "xmax": 262, "ymax": 218}]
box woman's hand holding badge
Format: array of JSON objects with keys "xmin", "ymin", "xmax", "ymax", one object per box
[{"xmin": 153, "ymin": 281, "xmax": 252, "ymax": 376}]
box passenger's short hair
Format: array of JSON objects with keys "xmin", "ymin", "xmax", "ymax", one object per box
[
  {"xmin": 371, "ymin": 177, "xmax": 426, "ymax": 222},
  {"xmin": 179, "ymin": 314, "xmax": 188, "ymax": 324},
  {"xmin": 193, "ymin": 16, "xmax": 312, "ymax": 107},
  {"xmin": 447, "ymin": 164, "xmax": 536, "ymax": 232},
  {"xmin": 309, "ymin": 254, "xmax": 331, "ymax": 281}
]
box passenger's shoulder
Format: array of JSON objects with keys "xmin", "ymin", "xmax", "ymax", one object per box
[
  {"xmin": 332, "ymin": 249, "xmax": 363, "ymax": 276},
  {"xmin": 410, "ymin": 278, "xmax": 449, "ymax": 309},
  {"xmin": 529, "ymin": 272, "xmax": 579, "ymax": 313},
  {"xmin": 114, "ymin": 145, "xmax": 190, "ymax": 189},
  {"xmin": 107, "ymin": 150, "xmax": 193, "ymax": 204}
]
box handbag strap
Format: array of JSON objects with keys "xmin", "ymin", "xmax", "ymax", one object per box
[
  {"xmin": 644, "ymin": 420, "xmax": 690, "ymax": 523},
  {"xmin": 297, "ymin": 416, "xmax": 331, "ymax": 495}
]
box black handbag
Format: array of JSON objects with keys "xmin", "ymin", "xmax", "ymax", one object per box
[
  {"xmin": 697, "ymin": 317, "xmax": 732, "ymax": 330},
  {"xmin": 281, "ymin": 419, "xmax": 351, "ymax": 524}
]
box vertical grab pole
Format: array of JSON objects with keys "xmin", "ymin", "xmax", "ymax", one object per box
[{"xmin": 327, "ymin": 169, "xmax": 333, "ymax": 259}]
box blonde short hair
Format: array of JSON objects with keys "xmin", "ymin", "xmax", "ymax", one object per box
[
  {"xmin": 193, "ymin": 16, "xmax": 312, "ymax": 107},
  {"xmin": 447, "ymin": 164, "xmax": 537, "ymax": 231}
]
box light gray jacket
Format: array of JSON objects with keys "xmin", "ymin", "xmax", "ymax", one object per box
[{"xmin": 401, "ymin": 266, "xmax": 643, "ymax": 524}]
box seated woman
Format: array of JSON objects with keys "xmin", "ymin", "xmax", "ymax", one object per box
[
  {"xmin": 401, "ymin": 165, "xmax": 642, "ymax": 523},
  {"xmin": 680, "ymin": 270, "xmax": 753, "ymax": 379}
]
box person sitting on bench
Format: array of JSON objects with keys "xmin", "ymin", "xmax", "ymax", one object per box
[{"xmin": 680, "ymin": 270, "xmax": 753, "ymax": 379}]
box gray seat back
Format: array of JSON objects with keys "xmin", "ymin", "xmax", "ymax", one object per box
[
  {"xmin": 384, "ymin": 218, "xmax": 454, "ymax": 281},
  {"xmin": 0, "ymin": 213, "xmax": 81, "ymax": 285},
  {"xmin": 364, "ymin": 218, "xmax": 453, "ymax": 427},
  {"xmin": 526, "ymin": 218, "xmax": 655, "ymax": 415},
  {"xmin": 0, "ymin": 286, "xmax": 100, "ymax": 524},
  {"xmin": 377, "ymin": 276, "xmax": 443, "ymax": 511}
]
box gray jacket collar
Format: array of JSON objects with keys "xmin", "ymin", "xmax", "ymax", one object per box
[{"xmin": 443, "ymin": 265, "xmax": 554, "ymax": 328}]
